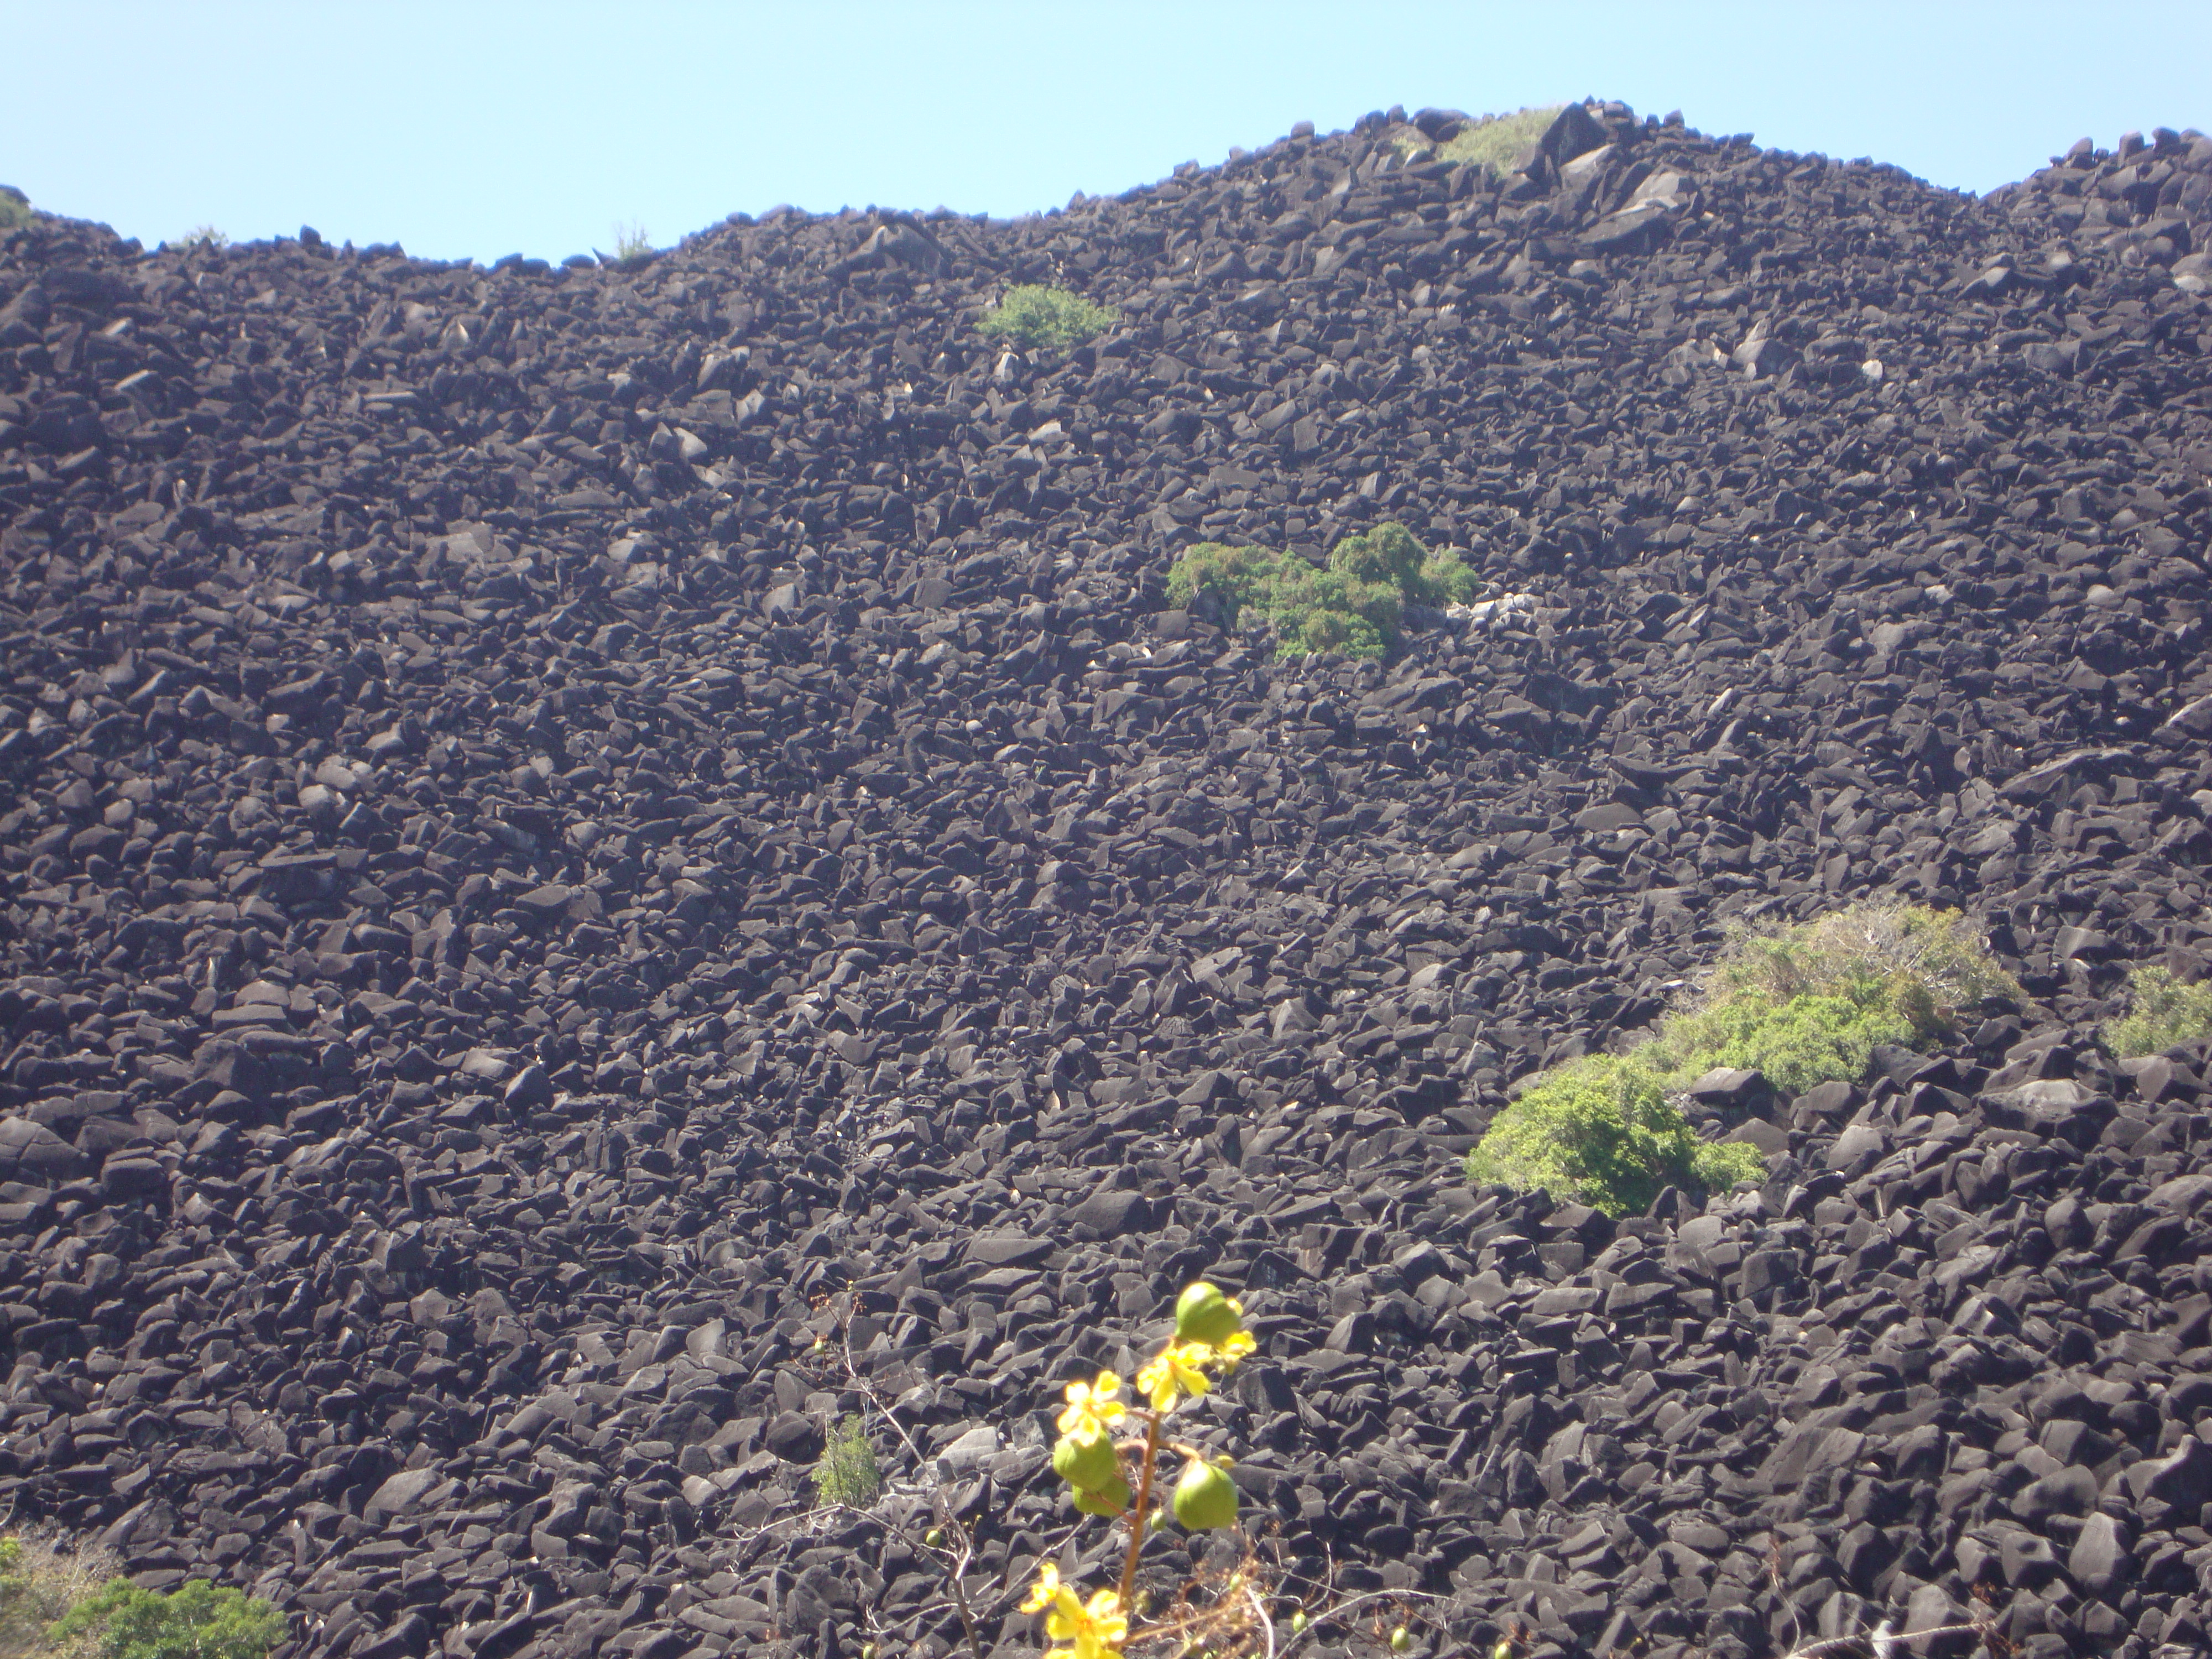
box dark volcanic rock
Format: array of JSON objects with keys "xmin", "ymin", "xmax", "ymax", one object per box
[{"xmin": 2, "ymin": 96, "xmax": 2212, "ymax": 1659}]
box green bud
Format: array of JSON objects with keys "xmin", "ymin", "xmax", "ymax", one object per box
[
  {"xmin": 924, "ymin": 1527, "xmax": 945, "ymax": 1548},
  {"xmin": 1051, "ymin": 1430, "xmax": 1119, "ymax": 1491},
  {"xmin": 1390, "ymin": 1628, "xmax": 1412, "ymax": 1654},
  {"xmin": 1291, "ymin": 1611, "xmax": 1309, "ymax": 1634},
  {"xmin": 1175, "ymin": 1281, "xmax": 1242, "ymax": 1347},
  {"xmin": 1170, "ymin": 1459, "xmax": 1239, "ymax": 1530},
  {"xmin": 1071, "ymin": 1474, "xmax": 1133, "ymax": 1517}
]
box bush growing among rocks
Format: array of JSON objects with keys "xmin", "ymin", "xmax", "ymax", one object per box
[
  {"xmin": 1168, "ymin": 521, "xmax": 1477, "ymax": 659},
  {"xmin": 2106, "ymin": 963, "xmax": 2212, "ymax": 1058},
  {"xmin": 0, "ymin": 187, "xmax": 29, "ymax": 232},
  {"xmin": 1468, "ymin": 900, "xmax": 2016, "ymax": 1213},
  {"xmin": 976, "ymin": 283, "xmax": 1117, "ymax": 356},
  {"xmin": 811, "ymin": 1412, "xmax": 881, "ymax": 1508},
  {"xmin": 1401, "ymin": 106, "xmax": 1564, "ymax": 174},
  {"xmin": 1465, "ymin": 1053, "xmax": 1763, "ymax": 1218},
  {"xmin": 44, "ymin": 1574, "xmax": 284, "ymax": 1659}
]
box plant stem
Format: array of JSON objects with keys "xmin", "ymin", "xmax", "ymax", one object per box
[{"xmin": 1117, "ymin": 1410, "xmax": 1164, "ymax": 1609}]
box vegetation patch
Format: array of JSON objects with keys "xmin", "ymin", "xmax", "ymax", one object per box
[
  {"xmin": 1465, "ymin": 1055, "xmax": 1764, "ymax": 1218},
  {"xmin": 1395, "ymin": 107, "xmax": 1566, "ymax": 175},
  {"xmin": 2106, "ymin": 964, "xmax": 2212, "ymax": 1058},
  {"xmin": 1167, "ymin": 521, "xmax": 1478, "ymax": 659},
  {"xmin": 609, "ymin": 221, "xmax": 653, "ymax": 268},
  {"xmin": 0, "ymin": 187, "xmax": 29, "ymax": 232},
  {"xmin": 0, "ymin": 1532, "xmax": 118, "ymax": 1656},
  {"xmin": 811, "ymin": 1413, "xmax": 881, "ymax": 1507},
  {"xmin": 1467, "ymin": 900, "xmax": 2017, "ymax": 1214},
  {"xmin": 976, "ymin": 284, "xmax": 1116, "ymax": 356},
  {"xmin": 43, "ymin": 1573, "xmax": 283, "ymax": 1659}
]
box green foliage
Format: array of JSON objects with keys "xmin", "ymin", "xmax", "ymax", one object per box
[
  {"xmin": 0, "ymin": 187, "xmax": 30, "ymax": 232},
  {"xmin": 177, "ymin": 227, "xmax": 228, "ymax": 250},
  {"xmin": 1164, "ymin": 542, "xmax": 1277, "ymax": 627},
  {"xmin": 1467, "ymin": 900, "xmax": 2017, "ymax": 1215},
  {"xmin": 1415, "ymin": 108, "xmax": 1567, "ymax": 175},
  {"xmin": 1464, "ymin": 1056, "xmax": 1738, "ymax": 1218},
  {"xmin": 976, "ymin": 285, "xmax": 1117, "ymax": 356},
  {"xmin": 48, "ymin": 1578, "xmax": 284, "ymax": 1659},
  {"xmin": 1166, "ymin": 521, "xmax": 1477, "ymax": 661},
  {"xmin": 611, "ymin": 221, "xmax": 653, "ymax": 267},
  {"xmin": 1642, "ymin": 989, "xmax": 1912, "ymax": 1099},
  {"xmin": 1697, "ymin": 898, "xmax": 2019, "ymax": 1037},
  {"xmin": 2106, "ymin": 965, "xmax": 2212, "ymax": 1058},
  {"xmin": 811, "ymin": 1415, "xmax": 881, "ymax": 1508},
  {"xmin": 0, "ymin": 1531, "xmax": 122, "ymax": 1656}
]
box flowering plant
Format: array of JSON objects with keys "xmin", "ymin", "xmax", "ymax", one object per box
[{"xmin": 1023, "ymin": 1282, "xmax": 1258, "ymax": 1658}]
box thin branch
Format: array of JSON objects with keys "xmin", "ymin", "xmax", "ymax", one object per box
[
  {"xmin": 1780, "ymin": 1621, "xmax": 1992, "ymax": 1659},
  {"xmin": 1275, "ymin": 1588, "xmax": 1441, "ymax": 1658},
  {"xmin": 1243, "ymin": 1580, "xmax": 1277, "ymax": 1659},
  {"xmin": 1118, "ymin": 1410, "xmax": 1166, "ymax": 1609}
]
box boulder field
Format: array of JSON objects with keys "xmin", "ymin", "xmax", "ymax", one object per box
[{"xmin": 3, "ymin": 100, "xmax": 2212, "ymax": 1659}]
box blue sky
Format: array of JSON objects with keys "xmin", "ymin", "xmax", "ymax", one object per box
[{"xmin": 6, "ymin": 1, "xmax": 2208, "ymax": 264}]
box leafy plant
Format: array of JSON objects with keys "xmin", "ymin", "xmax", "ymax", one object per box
[
  {"xmin": 1465, "ymin": 1055, "xmax": 1764, "ymax": 1217},
  {"xmin": 1466, "ymin": 900, "xmax": 2016, "ymax": 1214},
  {"xmin": 611, "ymin": 221, "xmax": 653, "ymax": 266},
  {"xmin": 1422, "ymin": 107, "xmax": 1567, "ymax": 175},
  {"xmin": 0, "ymin": 1531, "xmax": 122, "ymax": 1655},
  {"xmin": 1641, "ymin": 988, "xmax": 1913, "ymax": 1099},
  {"xmin": 976, "ymin": 284, "xmax": 1117, "ymax": 356},
  {"xmin": 177, "ymin": 226, "xmax": 228, "ymax": 249},
  {"xmin": 0, "ymin": 187, "xmax": 30, "ymax": 232},
  {"xmin": 1694, "ymin": 898, "xmax": 2019, "ymax": 1036},
  {"xmin": 1026, "ymin": 1283, "xmax": 1384, "ymax": 1658},
  {"xmin": 48, "ymin": 1578, "xmax": 284, "ymax": 1659},
  {"xmin": 811, "ymin": 1413, "xmax": 881, "ymax": 1508},
  {"xmin": 1166, "ymin": 521, "xmax": 1478, "ymax": 660},
  {"xmin": 2106, "ymin": 964, "xmax": 2212, "ymax": 1058}
]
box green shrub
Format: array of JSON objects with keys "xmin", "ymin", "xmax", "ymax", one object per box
[
  {"xmin": 177, "ymin": 226, "xmax": 228, "ymax": 250},
  {"xmin": 0, "ymin": 187, "xmax": 29, "ymax": 232},
  {"xmin": 48, "ymin": 1577, "xmax": 284, "ymax": 1659},
  {"xmin": 811, "ymin": 1414, "xmax": 880, "ymax": 1508},
  {"xmin": 1166, "ymin": 521, "xmax": 1477, "ymax": 661},
  {"xmin": 1463, "ymin": 1055, "xmax": 1765, "ymax": 1217},
  {"xmin": 1697, "ymin": 899, "xmax": 2018, "ymax": 1037},
  {"xmin": 976, "ymin": 284, "xmax": 1116, "ymax": 356},
  {"xmin": 1466, "ymin": 900, "xmax": 2015, "ymax": 1215},
  {"xmin": 2106, "ymin": 964, "xmax": 2212, "ymax": 1058},
  {"xmin": 1642, "ymin": 989, "xmax": 1913, "ymax": 1099},
  {"xmin": 0, "ymin": 1531, "xmax": 121, "ymax": 1655},
  {"xmin": 1400, "ymin": 107, "xmax": 1566, "ymax": 175},
  {"xmin": 611, "ymin": 221, "xmax": 653, "ymax": 267}
]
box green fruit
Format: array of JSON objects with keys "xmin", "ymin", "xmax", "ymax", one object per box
[
  {"xmin": 1052, "ymin": 1430, "xmax": 1119, "ymax": 1491},
  {"xmin": 1390, "ymin": 1627, "xmax": 1412, "ymax": 1653},
  {"xmin": 1171, "ymin": 1459, "xmax": 1239, "ymax": 1530},
  {"xmin": 1175, "ymin": 1282, "xmax": 1241, "ymax": 1347},
  {"xmin": 1072, "ymin": 1475, "xmax": 1133, "ymax": 1517},
  {"xmin": 1291, "ymin": 1611, "xmax": 1310, "ymax": 1634},
  {"xmin": 924, "ymin": 1527, "xmax": 945, "ymax": 1547}
]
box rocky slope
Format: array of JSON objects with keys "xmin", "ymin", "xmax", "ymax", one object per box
[{"xmin": 2, "ymin": 100, "xmax": 2212, "ymax": 1659}]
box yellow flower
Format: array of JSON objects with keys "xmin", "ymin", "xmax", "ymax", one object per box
[
  {"xmin": 1212, "ymin": 1329, "xmax": 1256, "ymax": 1370},
  {"xmin": 1044, "ymin": 1587, "xmax": 1128, "ymax": 1659},
  {"xmin": 1057, "ymin": 1370, "xmax": 1128, "ymax": 1440},
  {"xmin": 1136, "ymin": 1339, "xmax": 1214, "ymax": 1410},
  {"xmin": 1022, "ymin": 1563, "xmax": 1065, "ymax": 1615}
]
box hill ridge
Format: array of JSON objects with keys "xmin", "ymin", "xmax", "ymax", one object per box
[{"xmin": 1, "ymin": 96, "xmax": 2211, "ymax": 1659}]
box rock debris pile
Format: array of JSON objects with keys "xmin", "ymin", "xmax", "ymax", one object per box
[{"xmin": 3, "ymin": 99, "xmax": 2212, "ymax": 1659}]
